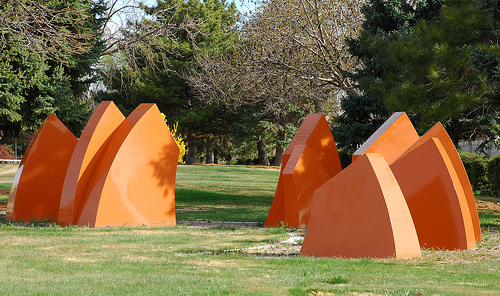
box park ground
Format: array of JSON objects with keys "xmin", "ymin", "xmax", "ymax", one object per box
[{"xmin": 0, "ymin": 164, "xmax": 500, "ymax": 295}]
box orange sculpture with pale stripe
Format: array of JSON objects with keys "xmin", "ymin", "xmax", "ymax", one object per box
[
  {"xmin": 6, "ymin": 114, "xmax": 77, "ymax": 222},
  {"xmin": 300, "ymin": 153, "xmax": 422, "ymax": 259},
  {"xmin": 59, "ymin": 101, "xmax": 125, "ymax": 226}
]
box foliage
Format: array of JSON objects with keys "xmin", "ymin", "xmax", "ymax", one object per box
[
  {"xmin": 488, "ymin": 155, "xmax": 500, "ymax": 197},
  {"xmin": 98, "ymin": 0, "xmax": 240, "ymax": 164},
  {"xmin": 161, "ymin": 113, "xmax": 187, "ymax": 163},
  {"xmin": 335, "ymin": 0, "xmax": 500, "ymax": 150},
  {"xmin": 460, "ymin": 152, "xmax": 489, "ymax": 192},
  {"xmin": 0, "ymin": 0, "xmax": 107, "ymax": 137},
  {"xmin": 333, "ymin": 0, "xmax": 442, "ymax": 150},
  {"xmin": 0, "ymin": 144, "xmax": 14, "ymax": 159}
]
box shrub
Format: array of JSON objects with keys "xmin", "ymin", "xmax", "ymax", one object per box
[
  {"xmin": 0, "ymin": 144, "xmax": 14, "ymax": 159},
  {"xmin": 460, "ymin": 152, "xmax": 489, "ymax": 192},
  {"xmin": 488, "ymin": 155, "xmax": 500, "ymax": 197},
  {"xmin": 161, "ymin": 113, "xmax": 187, "ymax": 163}
]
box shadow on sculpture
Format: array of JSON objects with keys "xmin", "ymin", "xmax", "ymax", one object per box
[{"xmin": 7, "ymin": 102, "xmax": 178, "ymax": 227}]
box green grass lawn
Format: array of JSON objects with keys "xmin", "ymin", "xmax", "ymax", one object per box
[
  {"xmin": 175, "ymin": 165, "xmax": 279, "ymax": 222},
  {"xmin": 1, "ymin": 164, "xmax": 500, "ymax": 295}
]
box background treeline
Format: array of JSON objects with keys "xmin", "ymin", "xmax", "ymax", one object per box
[
  {"xmin": 460, "ymin": 153, "xmax": 500, "ymax": 197},
  {"xmin": 0, "ymin": 0, "xmax": 499, "ymax": 168}
]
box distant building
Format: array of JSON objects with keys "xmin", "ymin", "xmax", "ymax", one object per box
[{"xmin": 458, "ymin": 139, "xmax": 500, "ymax": 158}]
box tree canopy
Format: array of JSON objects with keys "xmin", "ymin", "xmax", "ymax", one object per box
[
  {"xmin": 334, "ymin": 0, "xmax": 500, "ymax": 152},
  {"xmin": 0, "ymin": 0, "xmax": 107, "ymax": 136}
]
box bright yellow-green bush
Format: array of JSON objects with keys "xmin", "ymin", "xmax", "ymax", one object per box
[{"xmin": 161, "ymin": 113, "xmax": 187, "ymax": 163}]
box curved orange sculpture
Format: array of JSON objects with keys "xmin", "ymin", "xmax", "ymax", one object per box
[
  {"xmin": 397, "ymin": 122, "xmax": 481, "ymax": 242},
  {"xmin": 265, "ymin": 113, "xmax": 342, "ymax": 228},
  {"xmin": 76, "ymin": 103, "xmax": 178, "ymax": 227},
  {"xmin": 352, "ymin": 112, "xmax": 419, "ymax": 164},
  {"xmin": 391, "ymin": 138, "xmax": 476, "ymax": 250},
  {"xmin": 300, "ymin": 153, "xmax": 421, "ymax": 259},
  {"xmin": 59, "ymin": 101, "xmax": 125, "ymax": 226},
  {"xmin": 6, "ymin": 114, "xmax": 77, "ymax": 222}
]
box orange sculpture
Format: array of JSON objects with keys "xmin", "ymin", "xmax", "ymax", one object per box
[
  {"xmin": 300, "ymin": 153, "xmax": 421, "ymax": 259},
  {"xmin": 390, "ymin": 138, "xmax": 476, "ymax": 250},
  {"xmin": 397, "ymin": 122, "xmax": 481, "ymax": 242},
  {"xmin": 6, "ymin": 115, "xmax": 78, "ymax": 222},
  {"xmin": 76, "ymin": 103, "xmax": 178, "ymax": 227},
  {"xmin": 7, "ymin": 102, "xmax": 179, "ymax": 228},
  {"xmin": 294, "ymin": 111, "xmax": 480, "ymax": 257},
  {"xmin": 59, "ymin": 101, "xmax": 126, "ymax": 226},
  {"xmin": 352, "ymin": 112, "xmax": 419, "ymax": 164},
  {"xmin": 264, "ymin": 113, "xmax": 342, "ymax": 228}
]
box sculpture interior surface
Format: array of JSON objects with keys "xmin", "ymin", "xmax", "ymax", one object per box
[{"xmin": 7, "ymin": 102, "xmax": 179, "ymax": 227}]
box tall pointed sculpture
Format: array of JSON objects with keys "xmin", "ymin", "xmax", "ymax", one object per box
[
  {"xmin": 391, "ymin": 138, "xmax": 476, "ymax": 250},
  {"xmin": 6, "ymin": 115, "xmax": 77, "ymax": 222},
  {"xmin": 300, "ymin": 153, "xmax": 421, "ymax": 259},
  {"xmin": 59, "ymin": 101, "xmax": 125, "ymax": 226},
  {"xmin": 265, "ymin": 113, "xmax": 342, "ymax": 228},
  {"xmin": 397, "ymin": 122, "xmax": 481, "ymax": 242},
  {"xmin": 7, "ymin": 102, "xmax": 179, "ymax": 228},
  {"xmin": 76, "ymin": 104, "xmax": 178, "ymax": 227}
]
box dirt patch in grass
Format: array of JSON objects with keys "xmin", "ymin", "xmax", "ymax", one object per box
[{"xmin": 476, "ymin": 198, "xmax": 500, "ymax": 210}]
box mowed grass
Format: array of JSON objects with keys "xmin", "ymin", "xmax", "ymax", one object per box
[
  {"xmin": 1, "ymin": 164, "xmax": 500, "ymax": 294},
  {"xmin": 0, "ymin": 224, "xmax": 499, "ymax": 295},
  {"xmin": 0, "ymin": 163, "xmax": 17, "ymax": 202},
  {"xmin": 175, "ymin": 165, "xmax": 280, "ymax": 222}
]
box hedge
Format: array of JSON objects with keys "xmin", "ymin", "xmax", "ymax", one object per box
[
  {"xmin": 460, "ymin": 152, "xmax": 489, "ymax": 192},
  {"xmin": 488, "ymin": 155, "xmax": 500, "ymax": 197}
]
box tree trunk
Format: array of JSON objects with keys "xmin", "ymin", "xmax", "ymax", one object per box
[
  {"xmin": 274, "ymin": 144, "xmax": 284, "ymax": 166},
  {"xmin": 186, "ymin": 138, "xmax": 198, "ymax": 164},
  {"xmin": 257, "ymin": 139, "xmax": 270, "ymax": 165},
  {"xmin": 206, "ymin": 147, "xmax": 214, "ymax": 164},
  {"xmin": 214, "ymin": 148, "xmax": 219, "ymax": 164}
]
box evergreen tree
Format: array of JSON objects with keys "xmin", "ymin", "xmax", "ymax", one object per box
[
  {"xmin": 468, "ymin": 0, "xmax": 500, "ymax": 151},
  {"xmin": 0, "ymin": 0, "xmax": 107, "ymax": 137},
  {"xmin": 333, "ymin": 0, "xmax": 442, "ymax": 151}
]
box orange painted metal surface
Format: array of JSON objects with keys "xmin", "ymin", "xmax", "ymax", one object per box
[
  {"xmin": 59, "ymin": 101, "xmax": 125, "ymax": 226},
  {"xmin": 300, "ymin": 153, "xmax": 421, "ymax": 259},
  {"xmin": 6, "ymin": 114, "xmax": 77, "ymax": 222},
  {"xmin": 76, "ymin": 103, "xmax": 178, "ymax": 227},
  {"xmin": 281, "ymin": 113, "xmax": 341, "ymax": 176},
  {"xmin": 352, "ymin": 112, "xmax": 419, "ymax": 164},
  {"xmin": 265, "ymin": 113, "xmax": 342, "ymax": 228},
  {"xmin": 397, "ymin": 122, "xmax": 481, "ymax": 242},
  {"xmin": 279, "ymin": 144, "xmax": 331, "ymax": 228},
  {"xmin": 391, "ymin": 138, "xmax": 476, "ymax": 250}
]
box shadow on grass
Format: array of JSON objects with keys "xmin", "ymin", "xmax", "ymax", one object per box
[{"xmin": 175, "ymin": 188, "xmax": 273, "ymax": 222}]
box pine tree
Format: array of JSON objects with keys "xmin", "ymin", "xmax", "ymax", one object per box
[
  {"xmin": 0, "ymin": 0, "xmax": 107, "ymax": 137},
  {"xmin": 334, "ymin": 0, "xmax": 500, "ymax": 152}
]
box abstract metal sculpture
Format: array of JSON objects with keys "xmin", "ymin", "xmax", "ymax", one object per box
[
  {"xmin": 265, "ymin": 113, "xmax": 342, "ymax": 228},
  {"xmin": 6, "ymin": 114, "xmax": 78, "ymax": 222},
  {"xmin": 7, "ymin": 102, "xmax": 178, "ymax": 227},
  {"xmin": 276, "ymin": 111, "xmax": 481, "ymax": 258},
  {"xmin": 300, "ymin": 153, "xmax": 421, "ymax": 259}
]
